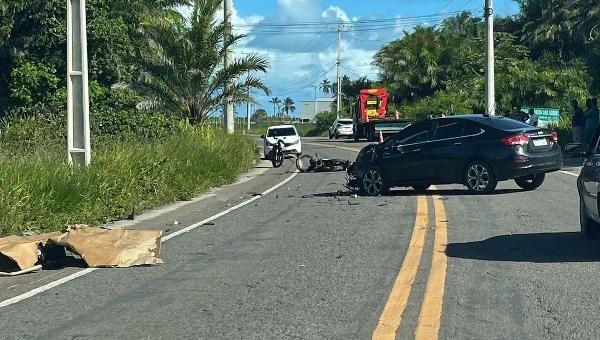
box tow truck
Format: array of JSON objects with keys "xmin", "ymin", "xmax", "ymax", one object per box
[{"xmin": 352, "ymin": 88, "xmax": 411, "ymax": 142}]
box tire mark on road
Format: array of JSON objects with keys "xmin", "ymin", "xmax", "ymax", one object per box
[
  {"xmin": 415, "ymin": 191, "xmax": 449, "ymax": 340},
  {"xmin": 372, "ymin": 195, "xmax": 428, "ymax": 340}
]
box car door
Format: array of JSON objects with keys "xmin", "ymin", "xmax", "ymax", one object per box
[
  {"xmin": 426, "ymin": 120, "xmax": 466, "ymax": 182},
  {"xmin": 380, "ymin": 121, "xmax": 433, "ymax": 183},
  {"xmin": 581, "ymin": 131, "xmax": 600, "ymax": 218}
]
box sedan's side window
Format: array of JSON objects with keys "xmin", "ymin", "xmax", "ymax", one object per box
[
  {"xmin": 433, "ymin": 121, "xmax": 464, "ymax": 140},
  {"xmin": 462, "ymin": 123, "xmax": 483, "ymax": 136},
  {"xmin": 398, "ymin": 122, "xmax": 432, "ymax": 145}
]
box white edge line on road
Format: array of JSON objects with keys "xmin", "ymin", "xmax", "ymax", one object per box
[
  {"xmin": 559, "ymin": 170, "xmax": 579, "ymax": 177},
  {"xmin": 0, "ymin": 170, "xmax": 300, "ymax": 309}
]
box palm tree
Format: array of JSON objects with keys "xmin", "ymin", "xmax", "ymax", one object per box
[
  {"xmin": 319, "ymin": 79, "xmax": 331, "ymax": 94},
  {"xmin": 137, "ymin": 0, "xmax": 270, "ymax": 124},
  {"xmin": 269, "ymin": 97, "xmax": 282, "ymax": 117},
  {"xmin": 373, "ymin": 26, "xmax": 447, "ymax": 100},
  {"xmin": 519, "ymin": 0, "xmax": 599, "ymax": 60},
  {"xmin": 283, "ymin": 97, "xmax": 295, "ymax": 117}
]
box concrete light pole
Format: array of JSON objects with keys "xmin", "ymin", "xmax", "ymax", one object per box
[
  {"xmin": 313, "ymin": 84, "xmax": 317, "ymax": 123},
  {"xmin": 336, "ymin": 26, "xmax": 341, "ymax": 119},
  {"xmin": 67, "ymin": 0, "xmax": 91, "ymax": 165},
  {"xmin": 485, "ymin": 0, "xmax": 496, "ymax": 116},
  {"xmin": 224, "ymin": 0, "xmax": 235, "ymax": 133},
  {"xmin": 246, "ymin": 71, "xmax": 250, "ymax": 131}
]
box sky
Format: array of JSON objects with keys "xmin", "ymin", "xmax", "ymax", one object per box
[{"xmin": 222, "ymin": 0, "xmax": 521, "ymax": 117}]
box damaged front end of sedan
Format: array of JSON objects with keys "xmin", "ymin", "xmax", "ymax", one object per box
[{"xmin": 345, "ymin": 144, "xmax": 379, "ymax": 193}]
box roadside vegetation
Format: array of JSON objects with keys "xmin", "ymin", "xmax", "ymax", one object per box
[
  {"xmin": 0, "ymin": 0, "xmax": 268, "ymax": 236},
  {"xmin": 0, "ymin": 120, "xmax": 257, "ymax": 236}
]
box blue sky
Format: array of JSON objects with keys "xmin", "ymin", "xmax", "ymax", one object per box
[{"xmin": 226, "ymin": 0, "xmax": 520, "ymax": 117}]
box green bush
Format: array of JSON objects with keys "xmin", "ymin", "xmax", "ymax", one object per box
[{"xmin": 0, "ymin": 125, "xmax": 258, "ymax": 236}]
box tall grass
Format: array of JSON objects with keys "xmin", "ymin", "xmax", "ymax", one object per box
[{"xmin": 0, "ymin": 125, "xmax": 257, "ymax": 236}]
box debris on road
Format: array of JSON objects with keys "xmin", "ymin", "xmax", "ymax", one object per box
[
  {"xmin": 0, "ymin": 232, "xmax": 63, "ymax": 275},
  {"xmin": 0, "ymin": 226, "xmax": 163, "ymax": 276},
  {"xmin": 48, "ymin": 226, "xmax": 163, "ymax": 268}
]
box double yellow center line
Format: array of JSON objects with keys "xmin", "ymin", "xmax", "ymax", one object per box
[{"xmin": 372, "ymin": 191, "xmax": 449, "ymax": 340}]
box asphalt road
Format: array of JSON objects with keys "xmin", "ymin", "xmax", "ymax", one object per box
[{"xmin": 0, "ymin": 137, "xmax": 598, "ymax": 339}]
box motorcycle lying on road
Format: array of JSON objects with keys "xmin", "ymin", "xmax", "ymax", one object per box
[
  {"xmin": 266, "ymin": 139, "xmax": 285, "ymax": 168},
  {"xmin": 295, "ymin": 154, "xmax": 351, "ymax": 173}
]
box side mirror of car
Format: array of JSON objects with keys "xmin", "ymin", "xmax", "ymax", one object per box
[{"xmin": 260, "ymin": 135, "xmax": 266, "ymax": 139}]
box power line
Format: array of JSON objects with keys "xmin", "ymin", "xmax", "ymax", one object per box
[
  {"xmin": 235, "ymin": 9, "xmax": 478, "ymax": 28},
  {"xmin": 232, "ymin": 9, "xmax": 481, "ymax": 36},
  {"xmin": 268, "ymin": 65, "xmax": 336, "ymax": 93}
]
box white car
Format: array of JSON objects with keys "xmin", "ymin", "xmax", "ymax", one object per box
[
  {"xmin": 329, "ymin": 118, "xmax": 354, "ymax": 139},
  {"xmin": 262, "ymin": 125, "xmax": 302, "ymax": 158}
]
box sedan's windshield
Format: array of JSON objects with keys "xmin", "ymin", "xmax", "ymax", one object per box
[
  {"xmin": 267, "ymin": 127, "xmax": 296, "ymax": 137},
  {"xmin": 339, "ymin": 120, "xmax": 353, "ymax": 125}
]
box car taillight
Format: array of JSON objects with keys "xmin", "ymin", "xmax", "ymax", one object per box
[
  {"xmin": 551, "ymin": 131, "xmax": 558, "ymax": 141},
  {"xmin": 502, "ymin": 134, "xmax": 530, "ymax": 145}
]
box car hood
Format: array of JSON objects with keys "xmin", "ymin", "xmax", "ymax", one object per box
[{"xmin": 265, "ymin": 136, "xmax": 299, "ymax": 144}]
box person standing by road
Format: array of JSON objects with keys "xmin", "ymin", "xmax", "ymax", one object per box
[
  {"xmin": 571, "ymin": 99, "xmax": 584, "ymax": 144},
  {"xmin": 584, "ymin": 98, "xmax": 599, "ymax": 148},
  {"xmin": 527, "ymin": 108, "xmax": 539, "ymax": 127}
]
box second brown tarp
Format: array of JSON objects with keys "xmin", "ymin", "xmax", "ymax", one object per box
[
  {"xmin": 0, "ymin": 232, "xmax": 64, "ymax": 274},
  {"xmin": 49, "ymin": 226, "xmax": 163, "ymax": 268}
]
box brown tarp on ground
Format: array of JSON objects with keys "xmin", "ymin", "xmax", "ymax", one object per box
[
  {"xmin": 48, "ymin": 226, "xmax": 163, "ymax": 268},
  {"xmin": 0, "ymin": 232, "xmax": 65, "ymax": 273}
]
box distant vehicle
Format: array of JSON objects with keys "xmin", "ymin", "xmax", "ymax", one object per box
[
  {"xmin": 329, "ymin": 118, "xmax": 353, "ymax": 139},
  {"xmin": 352, "ymin": 88, "xmax": 411, "ymax": 142},
  {"xmin": 347, "ymin": 115, "xmax": 563, "ymax": 196},
  {"xmin": 578, "ymin": 129, "xmax": 600, "ymax": 238},
  {"xmin": 261, "ymin": 125, "xmax": 302, "ymax": 159}
]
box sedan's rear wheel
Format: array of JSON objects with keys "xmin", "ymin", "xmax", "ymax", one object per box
[
  {"xmin": 361, "ymin": 168, "xmax": 388, "ymax": 196},
  {"xmin": 514, "ymin": 173, "xmax": 545, "ymax": 190},
  {"xmin": 580, "ymin": 196, "xmax": 600, "ymax": 239},
  {"xmin": 465, "ymin": 161, "xmax": 497, "ymax": 193}
]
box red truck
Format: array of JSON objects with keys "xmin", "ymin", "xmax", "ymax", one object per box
[{"xmin": 353, "ymin": 88, "xmax": 411, "ymax": 142}]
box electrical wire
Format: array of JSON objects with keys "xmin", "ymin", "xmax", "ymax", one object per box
[{"xmin": 267, "ymin": 65, "xmax": 336, "ymax": 93}]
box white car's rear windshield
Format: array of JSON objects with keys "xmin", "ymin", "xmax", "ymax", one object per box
[
  {"xmin": 339, "ymin": 120, "xmax": 353, "ymax": 124},
  {"xmin": 267, "ymin": 128, "xmax": 296, "ymax": 137}
]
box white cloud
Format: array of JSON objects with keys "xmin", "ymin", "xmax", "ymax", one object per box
[{"xmin": 321, "ymin": 6, "xmax": 350, "ymax": 22}]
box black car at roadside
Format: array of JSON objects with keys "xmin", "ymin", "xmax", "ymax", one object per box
[
  {"xmin": 347, "ymin": 115, "xmax": 563, "ymax": 196},
  {"xmin": 578, "ymin": 129, "xmax": 600, "ymax": 238}
]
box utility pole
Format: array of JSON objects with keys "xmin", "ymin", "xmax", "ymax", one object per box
[
  {"xmin": 67, "ymin": 0, "xmax": 91, "ymax": 165},
  {"xmin": 485, "ymin": 0, "xmax": 495, "ymax": 116},
  {"xmin": 246, "ymin": 71, "xmax": 250, "ymax": 131},
  {"xmin": 313, "ymin": 84, "xmax": 317, "ymax": 123},
  {"xmin": 336, "ymin": 26, "xmax": 341, "ymax": 119},
  {"xmin": 224, "ymin": 0, "xmax": 235, "ymax": 133}
]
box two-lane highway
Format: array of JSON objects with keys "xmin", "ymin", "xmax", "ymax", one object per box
[{"xmin": 0, "ymin": 137, "xmax": 598, "ymax": 339}]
